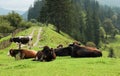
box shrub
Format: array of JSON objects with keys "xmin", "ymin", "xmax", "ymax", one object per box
[
  {"xmin": 86, "ymin": 42, "xmax": 96, "ymax": 47},
  {"xmin": 108, "ymin": 47, "xmax": 115, "ymax": 58}
]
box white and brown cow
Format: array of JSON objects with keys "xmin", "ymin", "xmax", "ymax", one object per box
[{"xmin": 8, "ymin": 49, "xmax": 37, "ymax": 60}]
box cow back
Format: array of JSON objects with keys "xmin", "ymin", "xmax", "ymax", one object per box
[{"xmin": 22, "ymin": 49, "xmax": 37, "ymax": 58}]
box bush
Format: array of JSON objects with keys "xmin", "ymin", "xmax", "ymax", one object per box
[
  {"xmin": 86, "ymin": 42, "xmax": 96, "ymax": 47},
  {"xmin": 19, "ymin": 21, "xmax": 36, "ymax": 28},
  {"xmin": 108, "ymin": 47, "xmax": 115, "ymax": 58},
  {"xmin": 0, "ymin": 22, "xmax": 15, "ymax": 33}
]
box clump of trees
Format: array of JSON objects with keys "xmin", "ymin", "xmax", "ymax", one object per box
[
  {"xmin": 0, "ymin": 11, "xmax": 40, "ymax": 38},
  {"xmin": 28, "ymin": 0, "xmax": 120, "ymax": 47}
]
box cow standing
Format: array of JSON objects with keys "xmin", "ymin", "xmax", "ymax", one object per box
[{"xmin": 10, "ymin": 36, "xmax": 33, "ymax": 49}]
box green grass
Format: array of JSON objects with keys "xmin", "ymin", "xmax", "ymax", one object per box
[
  {"xmin": 1, "ymin": 26, "xmax": 120, "ymax": 76},
  {"xmin": 38, "ymin": 26, "xmax": 74, "ymax": 48},
  {"xmin": 0, "ymin": 57, "xmax": 120, "ymax": 76},
  {"xmin": 103, "ymin": 35, "xmax": 120, "ymax": 58}
]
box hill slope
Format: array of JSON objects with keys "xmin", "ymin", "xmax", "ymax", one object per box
[
  {"xmin": 0, "ymin": 25, "xmax": 74, "ymax": 52},
  {"xmin": 1, "ymin": 26, "xmax": 120, "ymax": 76}
]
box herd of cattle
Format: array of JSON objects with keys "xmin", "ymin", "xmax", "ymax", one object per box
[{"xmin": 8, "ymin": 37, "xmax": 102, "ymax": 62}]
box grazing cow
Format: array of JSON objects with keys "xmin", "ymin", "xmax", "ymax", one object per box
[
  {"xmin": 69, "ymin": 43, "xmax": 102, "ymax": 57},
  {"xmin": 8, "ymin": 49, "xmax": 37, "ymax": 60},
  {"xmin": 34, "ymin": 46, "xmax": 56, "ymax": 62}
]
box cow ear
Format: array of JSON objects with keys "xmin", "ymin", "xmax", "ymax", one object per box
[
  {"xmin": 51, "ymin": 48, "xmax": 53, "ymax": 50},
  {"xmin": 10, "ymin": 50, "xmax": 13, "ymax": 54},
  {"xmin": 51, "ymin": 48, "xmax": 54, "ymax": 51}
]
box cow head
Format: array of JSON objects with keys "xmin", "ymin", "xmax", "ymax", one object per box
[
  {"xmin": 57, "ymin": 44, "xmax": 63, "ymax": 48},
  {"xmin": 35, "ymin": 46, "xmax": 56, "ymax": 62},
  {"xmin": 8, "ymin": 49, "xmax": 20, "ymax": 57},
  {"xmin": 9, "ymin": 38, "xmax": 13, "ymax": 42}
]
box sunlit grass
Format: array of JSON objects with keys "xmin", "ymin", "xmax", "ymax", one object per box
[{"xmin": 1, "ymin": 26, "xmax": 120, "ymax": 76}]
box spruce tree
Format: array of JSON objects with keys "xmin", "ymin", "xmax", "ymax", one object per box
[{"xmin": 39, "ymin": 0, "xmax": 73, "ymax": 33}]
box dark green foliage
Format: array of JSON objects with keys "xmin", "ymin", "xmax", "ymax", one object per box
[
  {"xmin": 39, "ymin": 0, "xmax": 73, "ymax": 33},
  {"xmin": 108, "ymin": 47, "xmax": 115, "ymax": 58},
  {"xmin": 28, "ymin": 0, "xmax": 44, "ymax": 20},
  {"xmin": 99, "ymin": 27, "xmax": 106, "ymax": 42},
  {"xmin": 84, "ymin": 0, "xmax": 101, "ymax": 46},
  {"xmin": 0, "ymin": 11, "xmax": 37, "ymax": 38},
  {"xmin": 19, "ymin": 21, "xmax": 37, "ymax": 28},
  {"xmin": 27, "ymin": 0, "xmax": 120, "ymax": 47},
  {"xmin": 0, "ymin": 22, "xmax": 14, "ymax": 33},
  {"xmin": 86, "ymin": 41, "xmax": 96, "ymax": 47},
  {"xmin": 6, "ymin": 11, "xmax": 22, "ymax": 28}
]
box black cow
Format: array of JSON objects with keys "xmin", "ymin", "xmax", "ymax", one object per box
[
  {"xmin": 34, "ymin": 46, "xmax": 56, "ymax": 62},
  {"xmin": 55, "ymin": 47, "xmax": 72, "ymax": 56}
]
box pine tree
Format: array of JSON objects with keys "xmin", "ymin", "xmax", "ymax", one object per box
[{"xmin": 39, "ymin": 0, "xmax": 73, "ymax": 33}]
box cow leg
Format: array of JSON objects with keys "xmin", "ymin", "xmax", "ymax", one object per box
[
  {"xmin": 28, "ymin": 42, "xmax": 32, "ymax": 49},
  {"xmin": 21, "ymin": 53, "xmax": 25, "ymax": 59},
  {"xmin": 40, "ymin": 54, "xmax": 45, "ymax": 61},
  {"xmin": 18, "ymin": 43, "xmax": 21, "ymax": 49},
  {"xmin": 15, "ymin": 52, "xmax": 21, "ymax": 60}
]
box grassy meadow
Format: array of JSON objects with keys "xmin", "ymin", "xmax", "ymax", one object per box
[{"xmin": 0, "ymin": 26, "xmax": 120, "ymax": 76}]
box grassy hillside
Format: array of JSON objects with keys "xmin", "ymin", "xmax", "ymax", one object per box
[
  {"xmin": 0, "ymin": 26, "xmax": 120, "ymax": 76},
  {"xmin": 105, "ymin": 35, "xmax": 120, "ymax": 58},
  {"xmin": 38, "ymin": 26, "xmax": 74, "ymax": 48}
]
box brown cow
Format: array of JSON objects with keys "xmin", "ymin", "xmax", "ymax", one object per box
[
  {"xmin": 8, "ymin": 49, "xmax": 37, "ymax": 60},
  {"xmin": 55, "ymin": 42, "xmax": 102, "ymax": 57},
  {"xmin": 69, "ymin": 43, "xmax": 102, "ymax": 57},
  {"xmin": 34, "ymin": 46, "xmax": 56, "ymax": 62},
  {"xmin": 56, "ymin": 44, "xmax": 63, "ymax": 48}
]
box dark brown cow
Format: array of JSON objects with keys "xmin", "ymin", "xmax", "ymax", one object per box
[
  {"xmin": 69, "ymin": 43, "xmax": 102, "ymax": 57},
  {"xmin": 56, "ymin": 44, "xmax": 63, "ymax": 48},
  {"xmin": 55, "ymin": 47, "xmax": 72, "ymax": 56},
  {"xmin": 34, "ymin": 46, "xmax": 56, "ymax": 62},
  {"xmin": 8, "ymin": 49, "xmax": 37, "ymax": 60},
  {"xmin": 54, "ymin": 42, "xmax": 81, "ymax": 56},
  {"xmin": 55, "ymin": 42, "xmax": 102, "ymax": 57}
]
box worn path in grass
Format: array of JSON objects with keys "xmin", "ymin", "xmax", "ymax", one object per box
[
  {"xmin": 30, "ymin": 28, "xmax": 35, "ymax": 36},
  {"xmin": 33, "ymin": 27, "xmax": 42, "ymax": 46}
]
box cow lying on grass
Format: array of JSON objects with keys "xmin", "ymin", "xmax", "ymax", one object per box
[
  {"xmin": 8, "ymin": 49, "xmax": 37, "ymax": 60},
  {"xmin": 33, "ymin": 46, "xmax": 56, "ymax": 62},
  {"xmin": 55, "ymin": 42, "xmax": 102, "ymax": 57},
  {"xmin": 55, "ymin": 42, "xmax": 81, "ymax": 56},
  {"xmin": 69, "ymin": 43, "xmax": 102, "ymax": 57}
]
